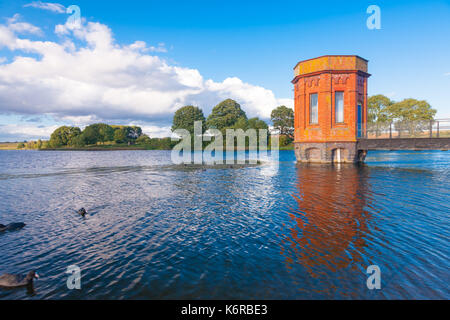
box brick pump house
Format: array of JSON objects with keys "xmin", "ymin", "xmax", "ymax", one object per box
[{"xmin": 292, "ymin": 55, "xmax": 370, "ymax": 163}]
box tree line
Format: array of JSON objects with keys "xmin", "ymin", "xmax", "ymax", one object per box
[
  {"xmin": 171, "ymin": 99, "xmax": 294, "ymax": 147},
  {"xmin": 18, "ymin": 123, "xmax": 173, "ymax": 150},
  {"xmin": 368, "ymin": 95, "xmax": 437, "ymax": 136},
  {"xmin": 368, "ymin": 95, "xmax": 436, "ymax": 124},
  {"xmin": 29, "ymin": 99, "xmax": 295, "ymax": 150},
  {"xmin": 47, "ymin": 124, "xmax": 143, "ymax": 148},
  {"xmin": 21, "ymin": 95, "xmax": 433, "ymax": 150}
]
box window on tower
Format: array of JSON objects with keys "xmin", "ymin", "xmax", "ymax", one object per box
[
  {"xmin": 335, "ymin": 91, "xmax": 344, "ymax": 123},
  {"xmin": 310, "ymin": 93, "xmax": 318, "ymax": 124}
]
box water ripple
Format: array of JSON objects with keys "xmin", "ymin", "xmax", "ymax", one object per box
[{"xmin": 0, "ymin": 150, "xmax": 448, "ymax": 299}]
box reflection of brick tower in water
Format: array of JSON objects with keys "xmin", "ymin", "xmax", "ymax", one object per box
[
  {"xmin": 292, "ymin": 56, "xmax": 371, "ymax": 163},
  {"xmin": 281, "ymin": 165, "xmax": 373, "ymax": 283}
]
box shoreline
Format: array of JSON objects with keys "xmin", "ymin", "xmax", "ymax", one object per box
[
  {"xmin": 41, "ymin": 148, "xmax": 295, "ymax": 151},
  {"xmin": 40, "ymin": 147, "xmax": 149, "ymax": 151},
  {"xmin": 2, "ymin": 145, "xmax": 295, "ymax": 151}
]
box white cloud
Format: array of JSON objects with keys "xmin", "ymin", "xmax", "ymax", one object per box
[
  {"xmin": 127, "ymin": 41, "xmax": 167, "ymax": 53},
  {"xmin": 139, "ymin": 125, "xmax": 173, "ymax": 138},
  {"xmin": 0, "ymin": 16, "xmax": 292, "ymax": 139},
  {"xmin": 24, "ymin": 1, "xmax": 65, "ymax": 14},
  {"xmin": 0, "ymin": 123, "xmax": 59, "ymax": 138},
  {"xmin": 5, "ymin": 14, "xmax": 43, "ymax": 36},
  {"xmin": 444, "ymin": 72, "xmax": 450, "ymax": 76},
  {"xmin": 59, "ymin": 115, "xmax": 99, "ymax": 126}
]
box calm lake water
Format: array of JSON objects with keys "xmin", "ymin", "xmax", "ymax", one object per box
[{"xmin": 0, "ymin": 150, "xmax": 448, "ymax": 299}]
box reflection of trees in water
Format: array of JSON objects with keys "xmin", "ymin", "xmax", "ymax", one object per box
[{"xmin": 281, "ymin": 164, "xmax": 375, "ymax": 281}]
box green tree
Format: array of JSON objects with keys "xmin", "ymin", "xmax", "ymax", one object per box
[
  {"xmin": 40, "ymin": 140, "xmax": 50, "ymax": 149},
  {"xmin": 387, "ymin": 98, "xmax": 437, "ymax": 137},
  {"xmin": 172, "ymin": 105, "xmax": 206, "ymax": 135},
  {"xmin": 97, "ymin": 124, "xmax": 115, "ymax": 143},
  {"xmin": 144, "ymin": 137, "xmax": 176, "ymax": 150},
  {"xmin": 248, "ymin": 117, "xmax": 269, "ymax": 147},
  {"xmin": 17, "ymin": 142, "xmax": 25, "ymax": 149},
  {"xmin": 70, "ymin": 135, "xmax": 86, "ymax": 147},
  {"xmin": 82, "ymin": 124, "xmax": 101, "ymax": 145},
  {"xmin": 155, "ymin": 137, "xmax": 175, "ymax": 150},
  {"xmin": 247, "ymin": 117, "xmax": 268, "ymax": 131},
  {"xmin": 368, "ymin": 95, "xmax": 393, "ymax": 124},
  {"xmin": 111, "ymin": 125, "xmax": 142, "ymax": 141},
  {"xmin": 49, "ymin": 126, "xmax": 82, "ymax": 148},
  {"xmin": 225, "ymin": 117, "xmax": 269, "ymax": 149},
  {"xmin": 233, "ymin": 117, "xmax": 249, "ymax": 130},
  {"xmin": 386, "ymin": 98, "xmax": 436, "ymax": 122},
  {"xmin": 368, "ymin": 95, "xmax": 393, "ymax": 137},
  {"xmin": 126, "ymin": 126, "xmax": 142, "ymax": 139},
  {"xmin": 136, "ymin": 134, "xmax": 151, "ymax": 145},
  {"xmin": 271, "ymin": 106, "xmax": 294, "ymax": 138},
  {"xmin": 206, "ymin": 99, "xmax": 247, "ymax": 132},
  {"xmin": 81, "ymin": 123, "xmax": 115, "ymax": 145},
  {"xmin": 279, "ymin": 135, "xmax": 293, "ymax": 147},
  {"xmin": 114, "ymin": 127, "xmax": 128, "ymax": 143}
]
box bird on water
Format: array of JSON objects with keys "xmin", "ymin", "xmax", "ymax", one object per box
[
  {"xmin": 0, "ymin": 222, "xmax": 26, "ymax": 232},
  {"xmin": 77, "ymin": 208, "xmax": 87, "ymax": 217},
  {"xmin": 0, "ymin": 271, "xmax": 39, "ymax": 292}
]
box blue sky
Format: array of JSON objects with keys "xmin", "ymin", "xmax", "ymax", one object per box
[{"xmin": 0, "ymin": 0, "xmax": 449, "ymax": 141}]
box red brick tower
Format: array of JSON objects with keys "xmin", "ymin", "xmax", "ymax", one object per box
[{"xmin": 292, "ymin": 55, "xmax": 370, "ymax": 163}]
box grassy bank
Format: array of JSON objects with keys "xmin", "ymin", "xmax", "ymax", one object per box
[
  {"xmin": 0, "ymin": 142, "xmax": 19, "ymax": 150},
  {"xmin": 42, "ymin": 144, "xmax": 149, "ymax": 151},
  {"xmin": 3, "ymin": 140, "xmax": 295, "ymax": 151},
  {"xmin": 43, "ymin": 145, "xmax": 295, "ymax": 151},
  {"xmin": 278, "ymin": 143, "xmax": 294, "ymax": 150},
  {"xmin": 3, "ymin": 143, "xmax": 295, "ymax": 151}
]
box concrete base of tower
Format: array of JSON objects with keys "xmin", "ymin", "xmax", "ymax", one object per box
[{"xmin": 294, "ymin": 142, "xmax": 367, "ymax": 163}]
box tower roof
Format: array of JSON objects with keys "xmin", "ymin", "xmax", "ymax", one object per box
[{"xmin": 294, "ymin": 55, "xmax": 368, "ymax": 77}]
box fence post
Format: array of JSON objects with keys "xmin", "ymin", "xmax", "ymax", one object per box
[
  {"xmin": 437, "ymin": 121, "xmax": 440, "ymax": 138},
  {"xmin": 429, "ymin": 120, "xmax": 433, "ymax": 138}
]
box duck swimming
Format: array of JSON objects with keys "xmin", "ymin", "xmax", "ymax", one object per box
[
  {"xmin": 77, "ymin": 208, "xmax": 87, "ymax": 217},
  {"xmin": 0, "ymin": 271, "xmax": 39, "ymax": 291},
  {"xmin": 0, "ymin": 222, "xmax": 26, "ymax": 232}
]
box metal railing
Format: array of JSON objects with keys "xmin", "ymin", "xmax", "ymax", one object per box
[{"xmin": 364, "ymin": 119, "xmax": 450, "ymax": 139}]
